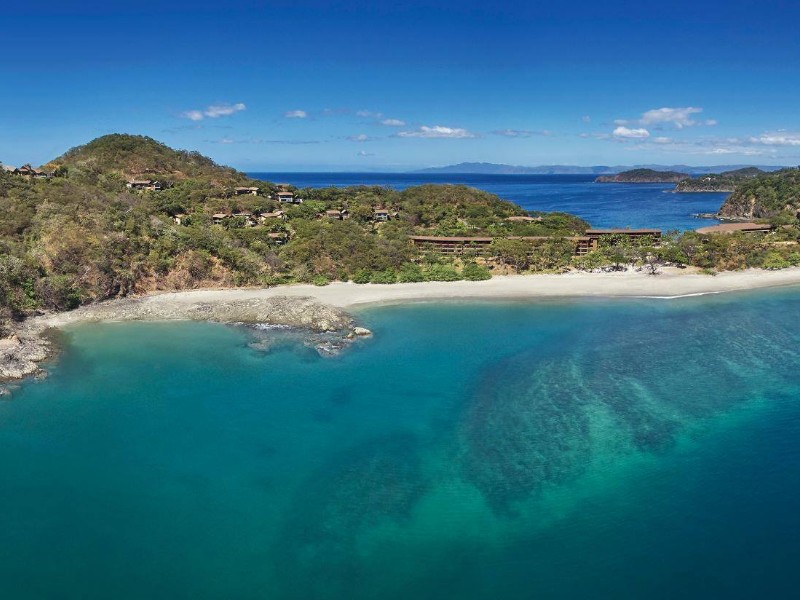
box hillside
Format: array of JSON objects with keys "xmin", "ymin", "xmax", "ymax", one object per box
[
  {"xmin": 45, "ymin": 134, "xmax": 248, "ymax": 184},
  {"xmin": 675, "ymin": 167, "xmax": 764, "ymax": 193},
  {"xmin": 718, "ymin": 168, "xmax": 800, "ymax": 219},
  {"xmin": 595, "ymin": 169, "xmax": 688, "ymax": 183},
  {"xmin": 0, "ymin": 134, "xmax": 592, "ymax": 336}
]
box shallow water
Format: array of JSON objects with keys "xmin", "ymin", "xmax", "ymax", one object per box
[{"xmin": 2, "ymin": 290, "xmax": 800, "ymax": 598}]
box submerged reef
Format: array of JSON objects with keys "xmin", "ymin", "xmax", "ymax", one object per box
[{"xmin": 458, "ymin": 304, "xmax": 799, "ymax": 514}]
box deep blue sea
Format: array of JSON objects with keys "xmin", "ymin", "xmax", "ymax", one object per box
[
  {"xmin": 2, "ymin": 290, "xmax": 800, "ymax": 598},
  {"xmin": 249, "ymin": 173, "xmax": 727, "ymax": 231}
]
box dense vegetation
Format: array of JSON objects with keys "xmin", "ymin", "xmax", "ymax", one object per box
[
  {"xmin": 2, "ymin": 135, "xmax": 799, "ymax": 336},
  {"xmin": 595, "ymin": 168, "xmax": 688, "ymax": 183},
  {"xmin": 675, "ymin": 167, "xmax": 764, "ymax": 193},
  {"xmin": 719, "ymin": 168, "xmax": 800, "ymax": 219},
  {"xmin": 0, "ymin": 135, "xmax": 589, "ymax": 333}
]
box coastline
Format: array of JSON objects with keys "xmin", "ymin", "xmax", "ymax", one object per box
[
  {"xmin": 4, "ymin": 267, "xmax": 800, "ymax": 387},
  {"xmin": 45, "ymin": 266, "xmax": 800, "ymax": 315}
]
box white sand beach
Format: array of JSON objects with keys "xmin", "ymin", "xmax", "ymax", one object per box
[{"xmin": 44, "ymin": 267, "xmax": 800, "ymax": 327}]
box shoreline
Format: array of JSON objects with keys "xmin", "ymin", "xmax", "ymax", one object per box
[
  {"xmin": 4, "ymin": 267, "xmax": 800, "ymax": 387},
  {"xmin": 48, "ymin": 266, "xmax": 799, "ymax": 315}
]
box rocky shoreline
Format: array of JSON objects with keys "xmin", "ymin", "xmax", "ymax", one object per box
[{"xmin": 0, "ymin": 295, "xmax": 370, "ymax": 390}]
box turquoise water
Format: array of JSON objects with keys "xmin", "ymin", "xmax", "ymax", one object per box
[{"xmin": 2, "ymin": 291, "xmax": 800, "ymax": 598}]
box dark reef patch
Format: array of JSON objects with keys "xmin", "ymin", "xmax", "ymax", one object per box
[{"xmin": 458, "ymin": 303, "xmax": 800, "ymax": 513}]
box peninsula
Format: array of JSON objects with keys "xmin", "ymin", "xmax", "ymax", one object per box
[{"xmin": 595, "ymin": 168, "xmax": 689, "ymax": 183}]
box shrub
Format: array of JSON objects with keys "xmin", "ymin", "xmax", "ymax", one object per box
[
  {"xmin": 462, "ymin": 261, "xmax": 491, "ymax": 281},
  {"xmin": 352, "ymin": 269, "xmax": 372, "ymax": 284},
  {"xmin": 369, "ymin": 268, "xmax": 397, "ymax": 284},
  {"xmin": 312, "ymin": 275, "xmax": 330, "ymax": 286},
  {"xmin": 426, "ymin": 264, "xmax": 462, "ymax": 281},
  {"xmin": 396, "ymin": 262, "xmax": 426, "ymax": 283}
]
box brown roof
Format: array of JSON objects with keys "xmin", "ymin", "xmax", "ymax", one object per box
[
  {"xmin": 212, "ymin": 213, "xmax": 229, "ymax": 219},
  {"xmin": 268, "ymin": 232, "xmax": 287, "ymax": 238},
  {"xmin": 585, "ymin": 228, "xmax": 661, "ymax": 235},
  {"xmin": 695, "ymin": 222, "xmax": 773, "ymax": 234},
  {"xmin": 235, "ymin": 186, "xmax": 259, "ymax": 191}
]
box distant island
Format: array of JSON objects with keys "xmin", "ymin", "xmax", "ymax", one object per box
[
  {"xmin": 415, "ymin": 162, "xmax": 784, "ymax": 176},
  {"xmin": 595, "ymin": 169, "xmax": 689, "ymax": 183},
  {"xmin": 674, "ymin": 167, "xmax": 764, "ymax": 193}
]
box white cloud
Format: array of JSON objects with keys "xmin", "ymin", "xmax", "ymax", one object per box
[
  {"xmin": 749, "ymin": 131, "xmax": 800, "ymax": 146},
  {"xmin": 284, "ymin": 109, "xmax": 308, "ymax": 119},
  {"xmin": 356, "ymin": 110, "xmax": 383, "ymax": 118},
  {"xmin": 380, "ymin": 118, "xmax": 406, "ymax": 127},
  {"xmin": 493, "ymin": 129, "xmax": 552, "ymax": 138},
  {"xmin": 181, "ymin": 102, "xmax": 246, "ymax": 121},
  {"xmin": 652, "ymin": 137, "xmax": 673, "ymax": 144},
  {"xmin": 582, "ymin": 115, "xmax": 591, "ymax": 123},
  {"xmin": 613, "ymin": 126, "xmax": 650, "ymax": 139},
  {"xmin": 397, "ymin": 125, "xmax": 476, "ymax": 139},
  {"xmin": 639, "ymin": 107, "xmax": 704, "ymax": 129},
  {"xmin": 347, "ymin": 134, "xmax": 375, "ymax": 142},
  {"xmin": 357, "ymin": 151, "xmax": 375, "ymax": 157}
]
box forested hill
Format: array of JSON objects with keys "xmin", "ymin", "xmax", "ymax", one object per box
[
  {"xmin": 718, "ymin": 168, "xmax": 800, "ymax": 219},
  {"xmin": 0, "ymin": 134, "xmax": 589, "ymax": 335},
  {"xmin": 595, "ymin": 169, "xmax": 688, "ymax": 183},
  {"xmin": 45, "ymin": 134, "xmax": 248, "ymax": 184},
  {"xmin": 675, "ymin": 167, "xmax": 764, "ymax": 193}
]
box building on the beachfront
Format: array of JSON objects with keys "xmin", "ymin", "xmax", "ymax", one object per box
[
  {"xmin": 584, "ymin": 228, "xmax": 662, "ymax": 249},
  {"xmin": 2, "ymin": 165, "xmax": 17, "ymax": 174},
  {"xmin": 410, "ymin": 235, "xmax": 593, "ymax": 257},
  {"xmin": 695, "ymin": 222, "xmax": 774, "ymax": 235},
  {"xmin": 127, "ymin": 179, "xmax": 162, "ymax": 191},
  {"xmin": 235, "ymin": 186, "xmax": 259, "ymax": 196}
]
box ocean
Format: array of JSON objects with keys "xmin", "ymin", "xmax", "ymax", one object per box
[
  {"xmin": 2, "ymin": 290, "xmax": 800, "ymax": 598},
  {"xmin": 248, "ymin": 173, "xmax": 728, "ymax": 231}
]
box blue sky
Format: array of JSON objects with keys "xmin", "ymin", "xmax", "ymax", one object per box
[{"xmin": 2, "ymin": 0, "xmax": 800, "ymax": 170}]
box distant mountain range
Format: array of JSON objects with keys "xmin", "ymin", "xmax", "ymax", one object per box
[{"xmin": 413, "ymin": 162, "xmax": 786, "ymax": 175}]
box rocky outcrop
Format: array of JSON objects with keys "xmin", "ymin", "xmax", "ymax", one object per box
[
  {"xmin": 1, "ymin": 295, "xmax": 363, "ymax": 386},
  {"xmin": 48, "ymin": 295, "xmax": 355, "ymax": 332},
  {"xmin": 0, "ymin": 329, "xmax": 52, "ymax": 383}
]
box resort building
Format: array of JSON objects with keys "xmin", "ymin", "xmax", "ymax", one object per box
[
  {"xmin": 212, "ymin": 212, "xmax": 230, "ymax": 224},
  {"xmin": 235, "ymin": 186, "xmax": 259, "ymax": 196},
  {"xmin": 410, "ymin": 235, "xmax": 593, "ymax": 257},
  {"xmin": 584, "ymin": 228, "xmax": 662, "ymax": 248},
  {"xmin": 373, "ymin": 209, "xmax": 391, "ymax": 222},
  {"xmin": 127, "ymin": 179, "xmax": 162, "ymax": 191},
  {"xmin": 276, "ymin": 191, "xmax": 299, "ymax": 203},
  {"xmin": 258, "ymin": 210, "xmax": 286, "ymax": 223}
]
